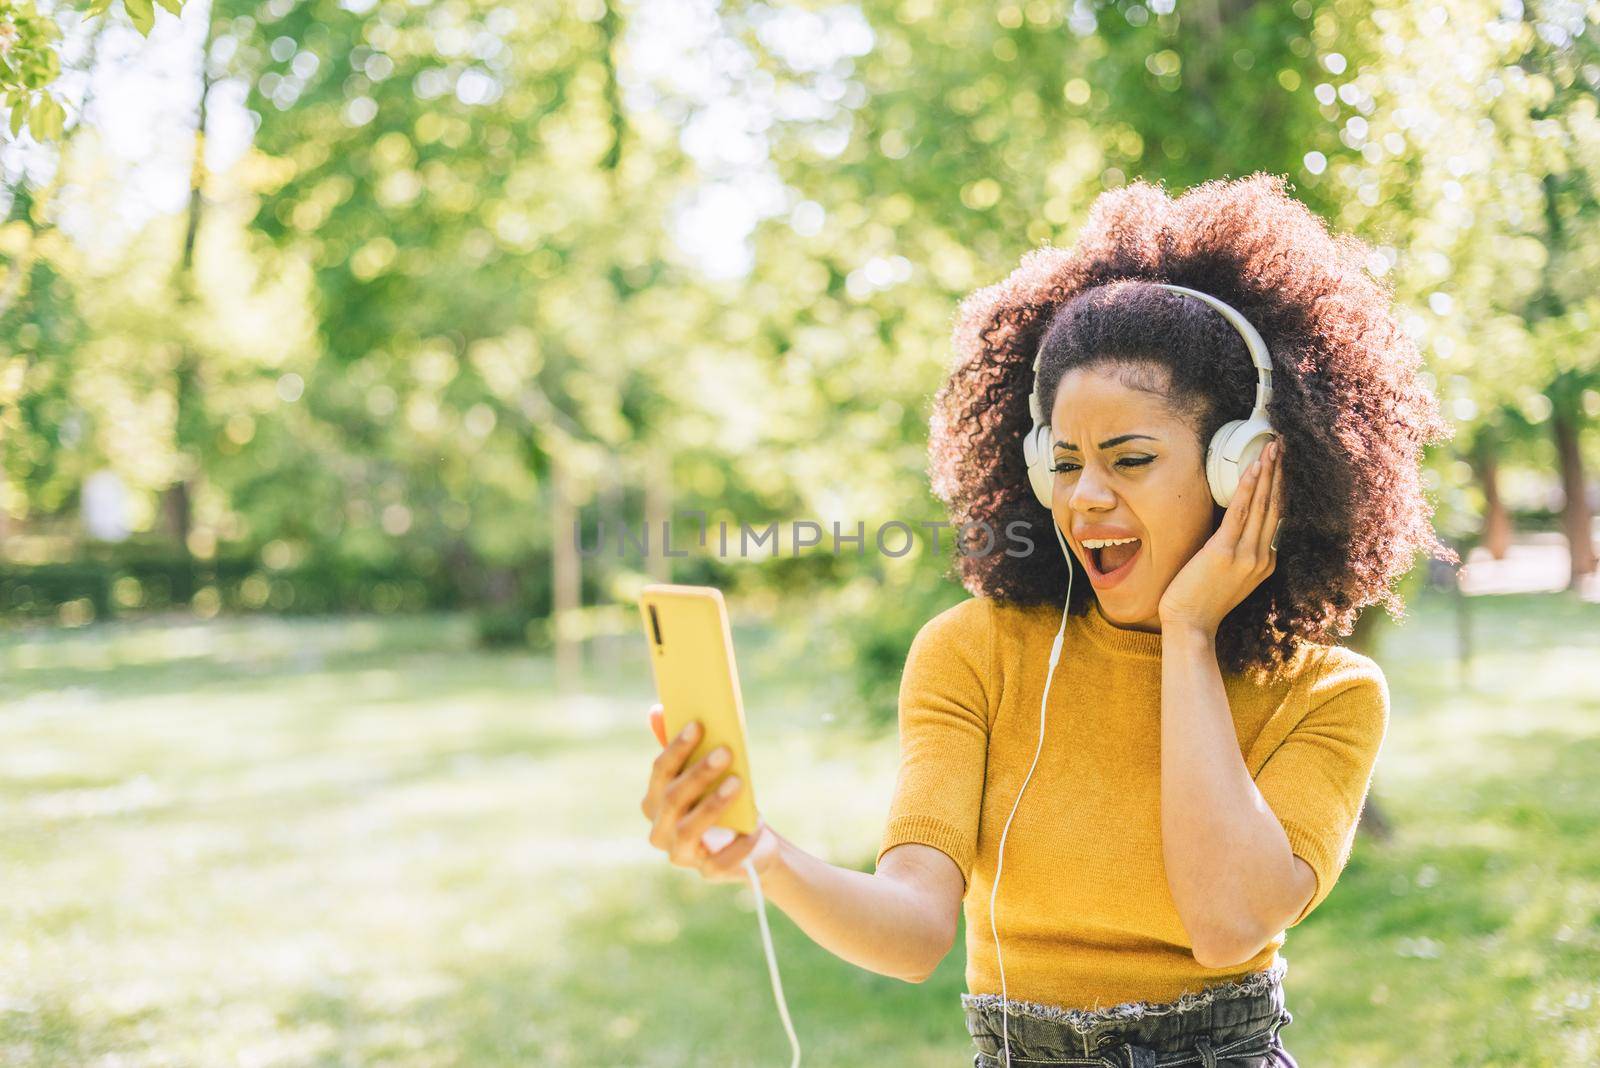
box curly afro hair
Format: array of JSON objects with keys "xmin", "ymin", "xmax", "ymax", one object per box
[{"xmin": 928, "ymin": 172, "xmax": 1457, "ymax": 676}]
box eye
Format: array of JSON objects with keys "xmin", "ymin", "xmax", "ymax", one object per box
[{"xmin": 1049, "ymin": 456, "xmax": 1154, "ymax": 473}]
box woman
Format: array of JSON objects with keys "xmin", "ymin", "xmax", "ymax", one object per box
[{"xmin": 639, "ymin": 173, "xmax": 1454, "ymax": 1066}]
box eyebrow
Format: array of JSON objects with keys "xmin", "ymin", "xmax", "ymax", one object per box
[{"xmin": 1053, "ymin": 434, "xmax": 1159, "ymax": 451}]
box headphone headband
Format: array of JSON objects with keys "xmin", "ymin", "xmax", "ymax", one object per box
[{"xmin": 1027, "ymin": 282, "xmax": 1275, "ymax": 428}]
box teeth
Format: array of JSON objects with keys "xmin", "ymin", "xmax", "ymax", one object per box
[{"xmin": 1081, "ymin": 536, "xmax": 1139, "ymax": 548}]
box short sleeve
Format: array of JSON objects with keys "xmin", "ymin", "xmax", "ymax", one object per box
[
  {"xmin": 1255, "ymin": 646, "xmax": 1390, "ymax": 927},
  {"xmin": 874, "ymin": 597, "xmax": 992, "ymax": 892}
]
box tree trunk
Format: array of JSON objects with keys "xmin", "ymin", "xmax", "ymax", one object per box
[
  {"xmin": 551, "ymin": 454, "xmax": 582, "ymax": 690},
  {"xmin": 1347, "ymin": 605, "xmax": 1395, "ymax": 843},
  {"xmin": 1471, "ymin": 436, "xmax": 1513, "ymax": 560},
  {"xmin": 1357, "ymin": 795, "xmax": 1394, "ymax": 844},
  {"xmin": 1552, "ymin": 403, "xmax": 1596, "ymax": 587},
  {"xmin": 1347, "ymin": 602, "xmax": 1384, "ymax": 658},
  {"xmin": 163, "ymin": 480, "xmax": 193, "ymax": 549},
  {"xmin": 643, "ymin": 450, "xmax": 672, "ymax": 584},
  {"xmin": 166, "ymin": 11, "xmax": 218, "ymax": 563}
]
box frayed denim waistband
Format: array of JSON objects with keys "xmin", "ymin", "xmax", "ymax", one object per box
[{"xmin": 960, "ymin": 957, "xmax": 1287, "ymax": 1037}]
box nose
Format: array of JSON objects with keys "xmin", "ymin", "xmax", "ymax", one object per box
[{"xmin": 1067, "ymin": 460, "xmax": 1117, "ymax": 513}]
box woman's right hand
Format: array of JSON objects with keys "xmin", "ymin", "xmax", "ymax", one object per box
[{"xmin": 640, "ymin": 703, "xmax": 780, "ymax": 884}]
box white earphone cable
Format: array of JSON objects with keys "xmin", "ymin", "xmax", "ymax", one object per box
[
  {"xmin": 727, "ymin": 518, "xmax": 1073, "ymax": 1068},
  {"xmin": 743, "ymin": 854, "xmax": 801, "ymax": 1068},
  {"xmin": 989, "ymin": 519, "xmax": 1074, "ymax": 1068}
]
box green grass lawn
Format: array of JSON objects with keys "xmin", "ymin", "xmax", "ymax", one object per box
[{"xmin": 2, "ymin": 590, "xmax": 1597, "ymax": 1066}]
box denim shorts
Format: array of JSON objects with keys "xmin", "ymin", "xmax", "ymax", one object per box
[{"xmin": 961, "ymin": 958, "xmax": 1298, "ymax": 1067}]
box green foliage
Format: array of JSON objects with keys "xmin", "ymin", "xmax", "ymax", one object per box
[
  {"xmin": 0, "ymin": 0, "xmax": 187, "ymax": 141},
  {"xmin": 2, "ymin": 0, "xmax": 1597, "ymax": 712},
  {"xmin": 832, "ymin": 570, "xmax": 969, "ymax": 728},
  {"xmin": 0, "ymin": 1, "xmax": 61, "ymax": 140},
  {"xmin": 212, "ymin": 0, "xmax": 712, "ymax": 592},
  {"xmin": 473, "ymin": 606, "xmax": 552, "ymax": 651},
  {"xmin": 0, "ymin": 537, "xmax": 479, "ymax": 625}
]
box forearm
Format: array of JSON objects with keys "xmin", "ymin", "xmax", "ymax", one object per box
[
  {"xmin": 1160, "ymin": 624, "xmax": 1298, "ymax": 957},
  {"xmin": 755, "ymin": 830, "xmax": 952, "ymax": 982}
]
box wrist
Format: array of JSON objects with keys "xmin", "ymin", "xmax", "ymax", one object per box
[
  {"xmin": 1160, "ymin": 617, "xmax": 1218, "ymax": 646},
  {"xmin": 755, "ymin": 826, "xmax": 798, "ymax": 895}
]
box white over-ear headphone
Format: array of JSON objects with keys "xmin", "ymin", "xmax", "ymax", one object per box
[
  {"xmin": 991, "ymin": 283, "xmax": 1277, "ymax": 1068},
  {"xmin": 1020, "ymin": 282, "xmax": 1278, "ymax": 510}
]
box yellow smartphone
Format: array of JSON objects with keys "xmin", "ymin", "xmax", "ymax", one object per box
[{"xmin": 638, "ymin": 583, "xmax": 759, "ymax": 836}]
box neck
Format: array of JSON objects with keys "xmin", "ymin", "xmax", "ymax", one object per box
[
  {"xmin": 1097, "ymin": 601, "xmax": 1162, "ymax": 634},
  {"xmin": 1082, "ymin": 598, "xmax": 1164, "ymax": 659}
]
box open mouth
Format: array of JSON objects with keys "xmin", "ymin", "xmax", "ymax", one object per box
[{"xmin": 1084, "ymin": 539, "xmax": 1143, "ymax": 583}]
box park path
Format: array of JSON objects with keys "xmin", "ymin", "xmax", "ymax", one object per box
[{"xmin": 1456, "ymin": 530, "xmax": 1600, "ymax": 601}]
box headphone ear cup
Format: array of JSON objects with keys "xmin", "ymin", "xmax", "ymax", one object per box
[
  {"xmin": 1022, "ymin": 424, "xmax": 1054, "ymax": 509},
  {"xmin": 1206, "ymin": 417, "xmax": 1276, "ymax": 508},
  {"xmin": 1205, "ymin": 420, "xmax": 1242, "ymax": 508}
]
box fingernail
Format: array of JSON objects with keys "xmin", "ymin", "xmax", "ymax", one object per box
[
  {"xmin": 719, "ymin": 776, "xmax": 740, "ymax": 796},
  {"xmin": 1250, "ymin": 459, "xmax": 1261, "ymax": 475},
  {"xmin": 678, "ymin": 723, "xmax": 698, "ymax": 742},
  {"xmin": 709, "ymin": 746, "xmax": 730, "ymax": 767}
]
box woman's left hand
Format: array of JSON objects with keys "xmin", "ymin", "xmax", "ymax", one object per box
[{"xmin": 1158, "ymin": 438, "xmax": 1285, "ymax": 637}]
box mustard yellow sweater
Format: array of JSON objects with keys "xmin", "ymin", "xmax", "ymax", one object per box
[{"xmin": 876, "ymin": 594, "xmax": 1389, "ymax": 1010}]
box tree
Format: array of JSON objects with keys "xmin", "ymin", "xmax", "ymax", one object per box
[{"xmin": 226, "ymin": 0, "xmax": 716, "ymax": 678}]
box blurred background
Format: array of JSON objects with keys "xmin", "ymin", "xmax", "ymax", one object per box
[{"xmin": 1, "ymin": 0, "xmax": 1597, "ymax": 1064}]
